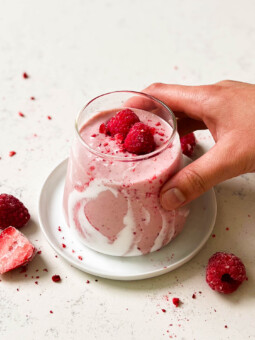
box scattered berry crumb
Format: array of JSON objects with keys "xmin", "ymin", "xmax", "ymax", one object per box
[
  {"xmin": 52, "ymin": 275, "xmax": 61, "ymax": 282},
  {"xmin": 58, "ymin": 226, "xmax": 62, "ymax": 232},
  {"xmin": 212, "ymin": 234, "xmax": 216, "ymax": 238},
  {"xmin": 43, "ymin": 268, "xmax": 48, "ymax": 272},
  {"xmin": 20, "ymin": 266, "xmax": 27, "ymax": 273},
  {"xmin": 35, "ymin": 281, "xmax": 38, "ymax": 285},
  {"xmin": 9, "ymin": 151, "xmax": 16, "ymax": 157},
  {"xmin": 86, "ymin": 280, "xmax": 90, "ymax": 284},
  {"xmin": 225, "ymin": 325, "xmax": 228, "ymax": 329},
  {"xmin": 47, "ymin": 116, "xmax": 52, "ymax": 120},
  {"xmin": 50, "ymin": 310, "xmax": 53, "ymax": 314},
  {"xmin": 226, "ymin": 227, "xmax": 229, "ymax": 231},
  {"xmin": 37, "ymin": 250, "xmax": 42, "ymax": 255},
  {"xmin": 192, "ymin": 293, "xmax": 196, "ymax": 299},
  {"xmin": 62, "ymin": 244, "xmax": 66, "ymax": 248},
  {"xmin": 161, "ymin": 309, "xmax": 166, "ymax": 313},
  {"xmin": 78, "ymin": 256, "xmax": 83, "ymax": 261},
  {"xmin": 172, "ymin": 298, "xmax": 180, "ymax": 307},
  {"xmin": 18, "ymin": 112, "xmax": 25, "ymax": 117},
  {"xmin": 23, "ymin": 72, "xmax": 29, "ymax": 79},
  {"xmin": 30, "ymin": 96, "xmax": 35, "ymax": 100}
]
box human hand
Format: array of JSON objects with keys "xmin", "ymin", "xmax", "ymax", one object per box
[{"xmin": 141, "ymin": 80, "xmax": 255, "ymax": 210}]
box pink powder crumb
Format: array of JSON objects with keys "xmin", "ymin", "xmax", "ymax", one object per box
[
  {"xmin": 52, "ymin": 275, "xmax": 61, "ymax": 282},
  {"xmin": 30, "ymin": 96, "xmax": 35, "ymax": 100},
  {"xmin": 20, "ymin": 266, "xmax": 27, "ymax": 273},
  {"xmin": 172, "ymin": 298, "xmax": 180, "ymax": 307}
]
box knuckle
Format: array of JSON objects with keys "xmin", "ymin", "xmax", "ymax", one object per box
[
  {"xmin": 183, "ymin": 168, "xmax": 207, "ymax": 194},
  {"xmin": 216, "ymin": 79, "xmax": 235, "ymax": 87},
  {"xmin": 146, "ymin": 82, "xmax": 164, "ymax": 91}
]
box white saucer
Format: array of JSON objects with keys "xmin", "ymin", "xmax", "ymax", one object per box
[{"xmin": 38, "ymin": 158, "xmax": 217, "ymax": 281}]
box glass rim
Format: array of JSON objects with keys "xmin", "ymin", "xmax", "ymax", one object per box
[{"xmin": 74, "ymin": 90, "xmax": 177, "ymax": 162}]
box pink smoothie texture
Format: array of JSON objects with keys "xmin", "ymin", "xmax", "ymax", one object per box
[{"xmin": 63, "ymin": 108, "xmax": 189, "ymax": 256}]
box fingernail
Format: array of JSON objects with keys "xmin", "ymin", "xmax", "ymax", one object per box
[{"xmin": 161, "ymin": 188, "xmax": 186, "ymax": 210}]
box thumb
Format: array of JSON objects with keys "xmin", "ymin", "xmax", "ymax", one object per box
[{"xmin": 160, "ymin": 140, "xmax": 241, "ymax": 210}]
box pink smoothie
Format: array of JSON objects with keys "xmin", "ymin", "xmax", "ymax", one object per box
[{"xmin": 63, "ymin": 108, "xmax": 189, "ymax": 256}]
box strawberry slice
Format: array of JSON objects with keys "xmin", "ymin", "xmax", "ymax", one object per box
[{"xmin": 0, "ymin": 226, "xmax": 36, "ymax": 274}]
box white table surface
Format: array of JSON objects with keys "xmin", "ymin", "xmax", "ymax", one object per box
[{"xmin": 0, "ymin": 0, "xmax": 255, "ymax": 339}]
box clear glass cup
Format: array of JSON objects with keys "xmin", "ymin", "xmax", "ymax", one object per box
[{"xmin": 63, "ymin": 91, "xmax": 189, "ymax": 256}]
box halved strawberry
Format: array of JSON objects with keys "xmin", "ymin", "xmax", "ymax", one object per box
[{"xmin": 0, "ymin": 226, "xmax": 36, "ymax": 274}]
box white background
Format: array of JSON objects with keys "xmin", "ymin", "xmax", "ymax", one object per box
[{"xmin": 0, "ymin": 0, "xmax": 255, "ymax": 339}]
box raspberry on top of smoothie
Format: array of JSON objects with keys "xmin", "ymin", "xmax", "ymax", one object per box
[
  {"xmin": 81, "ymin": 108, "xmax": 170, "ymax": 158},
  {"xmin": 105, "ymin": 109, "xmax": 140, "ymax": 139}
]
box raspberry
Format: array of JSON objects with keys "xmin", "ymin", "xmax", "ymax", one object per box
[
  {"xmin": 206, "ymin": 252, "xmax": 247, "ymax": 294},
  {"xmin": 180, "ymin": 132, "xmax": 196, "ymax": 157},
  {"xmin": 0, "ymin": 194, "xmax": 30, "ymax": 230},
  {"xmin": 124, "ymin": 122, "xmax": 156, "ymax": 155},
  {"xmin": 0, "ymin": 227, "xmax": 36, "ymax": 274},
  {"xmin": 106, "ymin": 109, "xmax": 140, "ymax": 138}
]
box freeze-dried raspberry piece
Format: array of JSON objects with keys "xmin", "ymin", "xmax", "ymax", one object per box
[
  {"xmin": 172, "ymin": 297, "xmax": 180, "ymax": 307},
  {"xmin": 180, "ymin": 132, "xmax": 196, "ymax": 157},
  {"xmin": 0, "ymin": 194, "xmax": 30, "ymax": 230},
  {"xmin": 106, "ymin": 109, "xmax": 140, "ymax": 138},
  {"xmin": 99, "ymin": 123, "xmax": 106, "ymax": 134},
  {"xmin": 0, "ymin": 227, "xmax": 36, "ymax": 274},
  {"xmin": 206, "ymin": 252, "xmax": 247, "ymax": 294},
  {"xmin": 52, "ymin": 275, "xmax": 61, "ymax": 282}
]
